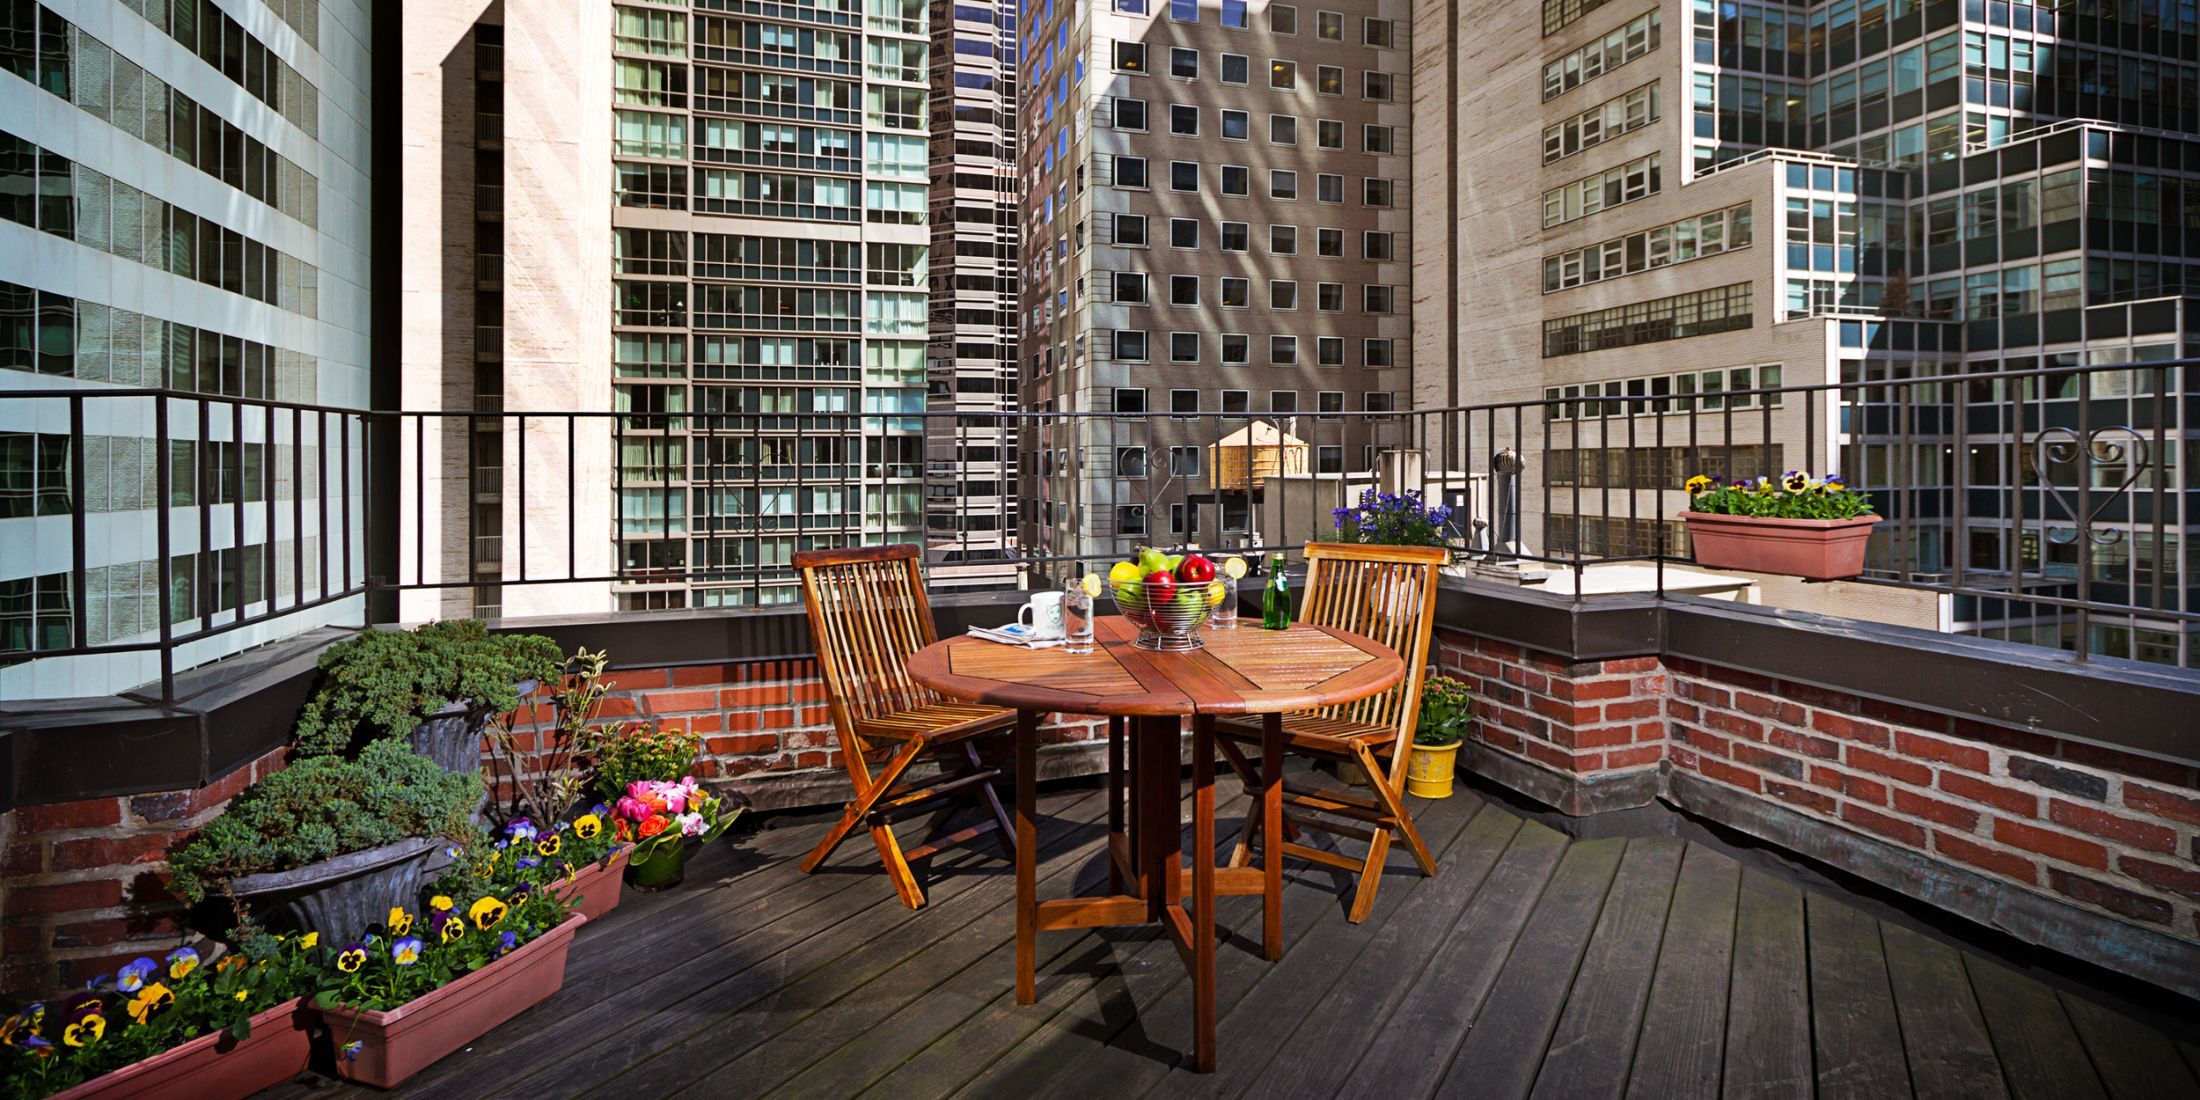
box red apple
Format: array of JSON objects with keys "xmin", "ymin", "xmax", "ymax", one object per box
[
  {"xmin": 1175, "ymin": 554, "xmax": 1216, "ymax": 584},
  {"xmin": 1142, "ymin": 571, "xmax": 1178, "ymax": 606}
]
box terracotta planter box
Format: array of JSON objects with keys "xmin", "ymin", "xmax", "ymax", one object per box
[
  {"xmin": 558, "ymin": 847, "xmax": 630, "ymax": 922},
  {"xmin": 1682, "ymin": 512, "xmax": 1879, "ymax": 581},
  {"xmin": 316, "ymin": 913, "xmax": 586, "ymax": 1088},
  {"xmin": 48, "ymin": 998, "xmax": 313, "ymax": 1100}
]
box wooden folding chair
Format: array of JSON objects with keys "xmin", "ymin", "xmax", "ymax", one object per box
[
  {"xmin": 1214, "ymin": 543, "xmax": 1447, "ymax": 923},
  {"xmin": 794, "ymin": 544, "xmax": 1017, "ymax": 908}
]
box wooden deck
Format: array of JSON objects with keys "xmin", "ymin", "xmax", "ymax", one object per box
[{"xmin": 262, "ymin": 780, "xmax": 2200, "ymax": 1100}]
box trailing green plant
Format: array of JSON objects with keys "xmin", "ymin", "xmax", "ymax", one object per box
[
  {"xmin": 586, "ymin": 721, "xmax": 701, "ymax": 806},
  {"xmin": 1683, "ymin": 472, "xmax": 1876, "ymax": 520},
  {"xmin": 293, "ymin": 620, "xmax": 564, "ymax": 759},
  {"xmin": 1415, "ymin": 675, "xmax": 1474, "ymax": 747},
  {"xmin": 167, "ymin": 740, "xmax": 480, "ymax": 905},
  {"xmin": 0, "ymin": 925, "xmax": 317, "ymax": 1100}
]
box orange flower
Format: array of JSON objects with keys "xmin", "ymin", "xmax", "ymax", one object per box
[{"xmin": 637, "ymin": 815, "xmax": 670, "ymax": 839}]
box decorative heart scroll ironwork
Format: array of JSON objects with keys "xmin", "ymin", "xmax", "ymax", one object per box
[{"xmin": 2030, "ymin": 426, "xmax": 2150, "ymax": 546}]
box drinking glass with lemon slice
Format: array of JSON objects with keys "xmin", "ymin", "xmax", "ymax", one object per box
[
  {"xmin": 1210, "ymin": 555, "xmax": 1247, "ymax": 629},
  {"xmin": 1065, "ymin": 573, "xmax": 1100, "ymax": 653}
]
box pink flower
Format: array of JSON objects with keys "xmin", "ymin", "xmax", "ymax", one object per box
[
  {"xmin": 615, "ymin": 796, "xmax": 651, "ymax": 823},
  {"xmin": 661, "ymin": 786, "xmax": 688, "ymax": 814},
  {"xmin": 677, "ymin": 812, "xmax": 705, "ymax": 837},
  {"xmin": 626, "ymin": 780, "xmax": 656, "ymax": 801}
]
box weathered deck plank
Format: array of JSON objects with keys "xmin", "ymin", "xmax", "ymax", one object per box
[
  {"xmin": 2059, "ymin": 989, "xmax": 2200, "ymax": 1100},
  {"xmin": 1720, "ymin": 870, "xmax": 1812, "ymax": 1100},
  {"xmin": 1804, "ymin": 893, "xmax": 1910, "ymax": 1100},
  {"xmin": 1965, "ymin": 954, "xmax": 2109, "ymax": 1100},
  {"xmin": 1526, "ymin": 836, "xmax": 1685, "ymax": 1100},
  {"xmin": 1881, "ymin": 921, "xmax": 2007, "ymax": 1100},
  {"xmin": 1624, "ymin": 843, "xmax": 1742, "ymax": 1100}
]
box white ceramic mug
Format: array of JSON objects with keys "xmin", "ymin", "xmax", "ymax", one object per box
[{"xmin": 1019, "ymin": 591, "xmax": 1067, "ymax": 638}]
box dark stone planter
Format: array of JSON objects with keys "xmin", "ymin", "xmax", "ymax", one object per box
[
  {"xmin": 408, "ymin": 677, "xmax": 534, "ymax": 776},
  {"xmin": 226, "ymin": 837, "xmax": 437, "ymax": 946}
]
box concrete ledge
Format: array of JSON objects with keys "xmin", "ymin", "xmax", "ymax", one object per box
[
  {"xmin": 1666, "ymin": 769, "xmax": 2200, "ymax": 1002},
  {"xmin": 1465, "ymin": 743, "xmax": 1662, "ymax": 816}
]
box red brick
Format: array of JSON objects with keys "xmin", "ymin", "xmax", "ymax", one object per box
[
  {"xmin": 50, "ymin": 914, "xmax": 179, "ymax": 949},
  {"xmin": 1675, "ymin": 725, "xmax": 1730, "ymax": 758},
  {"xmin": 2059, "ymin": 742, "xmax": 2196, "ymax": 788},
  {"xmin": 685, "ymin": 714, "xmax": 724, "ymax": 735},
  {"xmin": 3, "ymin": 843, "xmax": 43, "ymax": 875},
  {"xmin": 669, "ymin": 663, "xmax": 740, "ymax": 687},
  {"xmin": 1934, "ymin": 830, "xmax": 2039, "ymax": 883},
  {"xmin": 1704, "ymin": 710, "xmax": 1766, "ymax": 741},
  {"xmin": 1895, "ymin": 731, "xmax": 1991, "ymax": 773},
  {"xmin": 1571, "ymin": 724, "xmax": 1637, "ymax": 749},
  {"xmin": 1893, "ymin": 789, "xmax": 1981, "ymax": 831},
  {"xmin": 1603, "ymin": 698, "xmax": 1661, "ymax": 721},
  {"xmin": 14, "ymin": 800, "xmax": 122, "ymax": 833},
  {"xmin": 639, "ymin": 690, "xmax": 721, "ymax": 714},
  {"xmin": 1858, "ymin": 698, "xmax": 1950, "ymax": 734},
  {"xmin": 1768, "ymin": 727, "xmax": 1841, "ymax": 760},
  {"xmin": 599, "ymin": 669, "xmax": 670, "ymax": 691},
  {"xmin": 1603, "ymin": 745, "xmax": 1662, "ymax": 769},
  {"xmin": 1733, "ymin": 743, "xmax": 1806, "ymax": 782},
  {"xmin": 1668, "ymin": 701, "xmax": 1700, "ymax": 723},
  {"xmin": 1734, "ymin": 691, "xmax": 1807, "ymax": 727},
  {"xmin": 1765, "ymin": 778, "xmax": 1839, "ymax": 814},
  {"xmin": 1781, "ymin": 681, "xmax": 1862, "ymax": 712},
  {"xmin": 594, "ymin": 696, "xmax": 641, "ymax": 718},
  {"xmin": 1479, "ymin": 727, "xmax": 1525, "ymax": 755},
  {"xmin": 721, "ymin": 684, "xmax": 793, "ymax": 707},
  {"xmin": 1708, "ymin": 667, "xmax": 1778, "ymax": 694},
  {"xmin": 705, "ymin": 734, "xmax": 778, "ymax": 755},
  {"xmin": 1601, "ymin": 656, "xmax": 1661, "ymax": 674},
  {"xmin": 2120, "ymin": 855, "xmax": 2200, "ymax": 900},
  {"xmin": 2047, "ymin": 868, "xmax": 2174, "ymax": 924},
  {"xmin": 5, "ymin": 880, "xmax": 125, "ymax": 917},
  {"xmin": 1811, "ymin": 712, "xmax": 1892, "ymax": 748},
  {"xmin": 2124, "ymin": 784, "xmax": 2200, "ymax": 826},
  {"xmin": 1697, "ymin": 756, "xmax": 1763, "ymax": 792},
  {"xmin": 1811, "ymin": 765, "xmax": 1889, "ymax": 806},
  {"xmin": 1950, "ymin": 718, "xmax": 2058, "ymax": 757},
  {"xmin": 760, "ymin": 708, "xmax": 797, "ymax": 729},
  {"xmin": 1565, "ymin": 677, "xmax": 1637, "ymax": 702},
  {"xmin": 2047, "ymin": 800, "xmax": 2178, "ymax": 854},
  {"xmin": 1675, "ymin": 681, "xmax": 1732, "ymax": 709},
  {"xmin": 1993, "ymin": 818, "xmax": 2110, "ymax": 869},
  {"xmin": 1527, "ymin": 693, "xmax": 1593, "ymax": 727},
  {"xmin": 789, "ymin": 681, "xmax": 827, "ymax": 702},
  {"xmin": 1503, "ymin": 664, "xmax": 1551, "ymax": 695},
  {"xmin": 50, "ymin": 834, "xmax": 178, "ymax": 873},
  {"xmin": 1939, "ymin": 772, "xmax": 2040, "ymax": 818},
  {"xmin": 1843, "ymin": 803, "xmax": 1929, "ymax": 848},
  {"xmin": 1523, "ymin": 740, "xmax": 1587, "ymax": 773},
  {"xmin": 1845, "ymin": 747, "xmax": 1932, "ymax": 787}
]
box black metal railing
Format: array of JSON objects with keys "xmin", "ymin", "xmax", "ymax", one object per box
[{"xmin": 2, "ymin": 356, "xmax": 2193, "ymax": 700}]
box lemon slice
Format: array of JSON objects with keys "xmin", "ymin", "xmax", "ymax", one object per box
[
  {"xmin": 1221, "ymin": 555, "xmax": 1248, "ymax": 580},
  {"xmin": 1081, "ymin": 573, "xmax": 1102, "ymax": 598}
]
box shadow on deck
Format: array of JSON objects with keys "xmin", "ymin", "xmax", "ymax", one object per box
[{"xmin": 259, "ymin": 779, "xmax": 2200, "ymax": 1099}]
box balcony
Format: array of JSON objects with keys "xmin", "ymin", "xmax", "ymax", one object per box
[{"xmin": 2, "ymin": 362, "xmax": 2197, "ymax": 1088}]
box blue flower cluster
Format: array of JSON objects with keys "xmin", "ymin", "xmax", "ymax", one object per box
[{"xmin": 1329, "ymin": 489, "xmax": 1454, "ymax": 548}]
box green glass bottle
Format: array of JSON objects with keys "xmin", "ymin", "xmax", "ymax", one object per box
[{"xmin": 1261, "ymin": 553, "xmax": 1292, "ymax": 629}]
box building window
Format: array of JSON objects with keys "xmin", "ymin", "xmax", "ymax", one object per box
[
  {"xmin": 1171, "ymin": 161, "xmax": 1200, "ymax": 192},
  {"xmin": 1113, "ymin": 330, "xmax": 1150, "ymax": 361},
  {"xmin": 1170, "ymin": 275, "xmax": 1200, "ymax": 306},
  {"xmin": 1115, "ymin": 213, "xmax": 1148, "ymax": 246},
  {"xmin": 1114, "ymin": 155, "xmax": 1149, "ymax": 189},
  {"xmin": 1271, "ymin": 170, "xmax": 1298, "ymax": 200},
  {"xmin": 1170, "ymin": 446, "xmax": 1202, "ymax": 476},
  {"xmin": 1221, "ymin": 222, "xmax": 1249, "ymax": 251},
  {"xmin": 1171, "ymin": 388, "xmax": 1201, "ymax": 416},
  {"xmin": 1271, "ymin": 336, "xmax": 1299, "ymax": 364},
  {"xmin": 1115, "ymin": 97, "xmax": 1149, "ymax": 130},
  {"xmin": 1115, "ymin": 386, "xmax": 1148, "ymax": 413},
  {"xmin": 1364, "ymin": 231, "xmax": 1394, "ymax": 260},
  {"xmin": 1317, "ymin": 119, "xmax": 1344, "ymax": 149},
  {"xmin": 1113, "ymin": 272, "xmax": 1148, "ymax": 304},
  {"xmin": 1271, "ymin": 4, "xmax": 1297, "ymax": 33},
  {"xmin": 1318, "ymin": 11, "xmax": 1344, "ymax": 39},
  {"xmin": 1222, "ymin": 0, "xmax": 1248, "ymax": 27},
  {"xmin": 1270, "ymin": 115, "xmax": 1297, "ymax": 145},
  {"xmin": 1170, "ymin": 0, "xmax": 1198, "ymax": 21},
  {"xmin": 1364, "ymin": 17, "xmax": 1394, "ymax": 46},
  {"xmin": 1317, "ymin": 282, "xmax": 1343, "ymax": 311},
  {"xmin": 1170, "ymin": 47, "xmax": 1199, "ymax": 79},
  {"xmin": 1171, "ymin": 333, "xmax": 1200, "ymax": 363},
  {"xmin": 1118, "ymin": 446, "xmax": 1150, "ymax": 478},
  {"xmin": 1221, "ymin": 277, "xmax": 1250, "ymax": 307},
  {"xmin": 1171, "ymin": 104, "xmax": 1200, "ymax": 135},
  {"xmin": 1364, "ymin": 72, "xmax": 1393, "ymax": 100},
  {"xmin": 1543, "ymin": 12, "xmax": 1658, "ymax": 101},
  {"xmin": 1317, "ymin": 65, "xmax": 1344, "ymax": 95},
  {"xmin": 1317, "ymin": 228, "xmax": 1344, "ymax": 256},
  {"xmin": 1221, "ymin": 389, "xmax": 1252, "ymax": 415},
  {"xmin": 1271, "ymin": 225, "xmax": 1298, "ymax": 255},
  {"xmin": 1318, "ymin": 336, "xmax": 1344, "ymax": 366},
  {"xmin": 1541, "ymin": 283, "xmax": 1753, "ymax": 357},
  {"xmin": 1317, "ymin": 174, "xmax": 1344, "ymax": 203},
  {"xmin": 1364, "ymin": 125, "xmax": 1395, "ymax": 153},
  {"xmin": 1542, "ymin": 81, "xmax": 1660, "ymax": 164},
  {"xmin": 1318, "ymin": 445, "xmax": 1344, "ymax": 473},
  {"xmin": 1364, "ymin": 178, "xmax": 1394, "ymax": 207},
  {"xmin": 1222, "ymin": 336, "xmax": 1250, "ymax": 365},
  {"xmin": 1114, "ymin": 42, "xmax": 1146, "ymax": 72},
  {"xmin": 1543, "ymin": 153, "xmax": 1661, "ymax": 228},
  {"xmin": 1364, "ymin": 339, "xmax": 1395, "ymax": 368},
  {"xmin": 1170, "ymin": 218, "xmax": 1200, "ymax": 248},
  {"xmin": 1118, "ymin": 505, "xmax": 1148, "ymax": 535},
  {"xmin": 1222, "ymin": 53, "xmax": 1249, "ymax": 84},
  {"xmin": 1221, "ymin": 109, "xmax": 1249, "ymax": 140},
  {"xmin": 1271, "ymin": 390, "xmax": 1300, "ymax": 415},
  {"xmin": 1318, "ymin": 391, "xmax": 1344, "ymax": 418},
  {"xmin": 1541, "ymin": 202, "xmax": 1752, "ymax": 293},
  {"xmin": 1270, "ymin": 59, "xmax": 1296, "ymax": 88},
  {"xmin": 1222, "ymin": 165, "xmax": 1250, "ymax": 195},
  {"xmin": 1271, "ymin": 280, "xmax": 1299, "ymax": 309}
]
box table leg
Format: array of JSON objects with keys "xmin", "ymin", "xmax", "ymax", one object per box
[
  {"xmin": 1191, "ymin": 715, "xmax": 1217, "ymax": 1073},
  {"xmin": 1262, "ymin": 711, "xmax": 1284, "ymax": 962},
  {"xmin": 1140, "ymin": 716, "xmax": 1178, "ymax": 921},
  {"xmin": 1106, "ymin": 715, "xmax": 1126, "ymax": 895},
  {"xmin": 1014, "ymin": 709, "xmax": 1038, "ymax": 1004}
]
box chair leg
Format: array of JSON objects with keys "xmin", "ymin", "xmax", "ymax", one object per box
[
  {"xmin": 1356, "ymin": 744, "xmax": 1437, "ymax": 877},
  {"xmin": 871, "ymin": 818, "xmax": 926, "ymax": 909},
  {"xmin": 1346, "ymin": 825, "xmax": 1391, "ymax": 925},
  {"xmin": 801, "ymin": 740, "xmax": 923, "ymax": 876},
  {"xmin": 1213, "ymin": 736, "xmax": 1262, "ymax": 869},
  {"xmin": 968, "ymin": 740, "xmax": 1017, "ymax": 862}
]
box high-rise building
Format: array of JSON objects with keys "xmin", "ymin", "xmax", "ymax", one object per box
[
  {"xmin": 925, "ymin": 0, "xmax": 1021, "ymax": 589},
  {"xmin": 1416, "ymin": 0, "xmax": 2199, "ymax": 664},
  {"xmin": 1018, "ymin": 0, "xmax": 1414, "ymax": 567},
  {"xmin": 1, "ymin": 0, "xmax": 376, "ymax": 699}
]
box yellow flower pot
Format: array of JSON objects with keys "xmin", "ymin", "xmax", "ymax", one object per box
[{"xmin": 1405, "ymin": 740, "xmax": 1462, "ymax": 799}]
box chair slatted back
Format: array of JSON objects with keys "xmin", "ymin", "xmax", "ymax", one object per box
[
  {"xmin": 1296, "ymin": 543, "xmax": 1448, "ymax": 749},
  {"xmin": 795, "ymin": 545, "xmax": 940, "ymax": 730}
]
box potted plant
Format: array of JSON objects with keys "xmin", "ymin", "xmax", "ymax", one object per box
[
  {"xmin": 1680, "ymin": 471, "xmax": 1880, "ymax": 580},
  {"xmin": 483, "ymin": 648, "xmax": 631, "ymax": 921},
  {"xmin": 167, "ymin": 740, "xmax": 479, "ymax": 947},
  {"xmin": 1405, "ymin": 676, "xmax": 1473, "ymax": 799},
  {"xmin": 293, "ymin": 620, "xmax": 564, "ymax": 775},
  {"xmin": 611, "ymin": 776, "xmax": 745, "ymax": 891},
  {"xmin": 1323, "ymin": 488, "xmax": 1456, "ymax": 550},
  {"xmin": 0, "ymin": 930, "xmax": 318, "ymax": 1100},
  {"xmin": 312, "ymin": 844, "xmax": 582, "ymax": 1089}
]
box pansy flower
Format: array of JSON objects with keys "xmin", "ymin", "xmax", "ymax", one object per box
[
  {"xmin": 61, "ymin": 991, "xmax": 102, "ymax": 1023},
  {"xmin": 116, "ymin": 957, "xmax": 158, "ymax": 993},
  {"xmin": 572, "ymin": 813, "xmax": 603, "ymax": 840},
  {"xmin": 1782, "ymin": 471, "xmax": 1809, "ymax": 492},
  {"xmin": 517, "ymin": 855, "xmax": 541, "ymax": 870},
  {"xmin": 334, "ymin": 944, "xmax": 368, "ymax": 973},
  {"xmin": 387, "ymin": 906, "xmax": 414, "ymax": 937},
  {"xmin": 430, "ymin": 895, "xmax": 455, "ymax": 912},
  {"xmin": 165, "ymin": 947, "xmax": 200, "ymax": 980},
  {"xmin": 0, "ymin": 1003, "xmax": 42, "ymax": 1048},
  {"xmin": 494, "ymin": 930, "xmax": 518, "ymax": 958},
  {"xmin": 438, "ymin": 912, "xmax": 468, "ymax": 944},
  {"xmin": 19, "ymin": 1034, "xmax": 53, "ymax": 1058},
  {"xmin": 505, "ymin": 818, "xmax": 538, "ymax": 844},
  {"xmin": 341, "ymin": 1040, "xmax": 363, "ymax": 1062},
  {"xmin": 1684, "ymin": 475, "xmax": 1714, "ymax": 495},
  {"xmin": 391, "ymin": 937, "xmax": 423, "ymax": 966},
  {"xmin": 469, "ymin": 896, "xmax": 509, "ymax": 930},
  {"xmin": 126, "ymin": 983, "xmax": 174, "ymax": 1025},
  {"xmin": 61, "ymin": 1014, "xmax": 105, "ymax": 1047},
  {"xmin": 537, "ymin": 833, "xmax": 562, "ymax": 857},
  {"xmin": 298, "ymin": 932, "xmax": 319, "ymax": 950}
]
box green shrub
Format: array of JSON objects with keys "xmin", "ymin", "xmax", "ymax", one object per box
[
  {"xmin": 1415, "ymin": 675, "xmax": 1474, "ymax": 747},
  {"xmin": 167, "ymin": 740, "xmax": 479, "ymax": 904},
  {"xmin": 293, "ymin": 620, "xmax": 564, "ymax": 759},
  {"xmin": 588, "ymin": 721, "xmax": 702, "ymax": 804}
]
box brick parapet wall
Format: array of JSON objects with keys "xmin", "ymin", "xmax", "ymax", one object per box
[{"xmin": 1433, "ymin": 629, "xmax": 1668, "ymax": 779}]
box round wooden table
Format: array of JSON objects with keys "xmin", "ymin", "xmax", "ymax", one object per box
[{"xmin": 905, "ymin": 615, "xmax": 1405, "ymax": 1072}]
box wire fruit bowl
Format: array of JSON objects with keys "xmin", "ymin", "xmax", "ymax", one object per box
[{"xmin": 1115, "ymin": 582, "xmax": 1219, "ymax": 652}]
